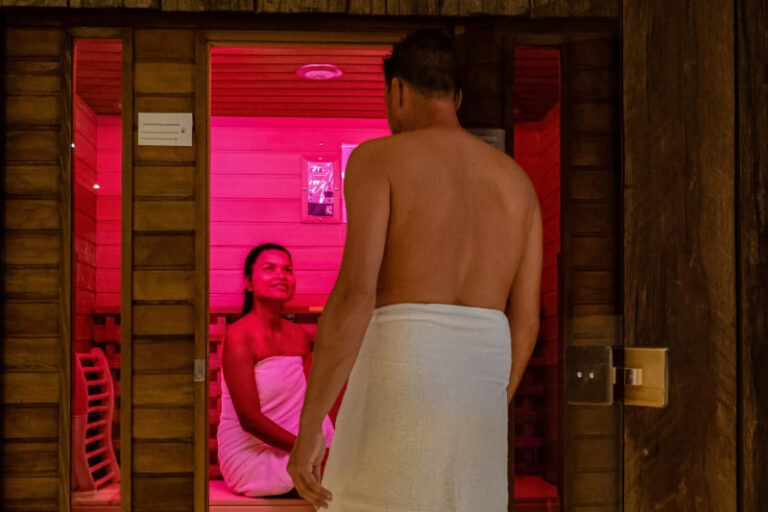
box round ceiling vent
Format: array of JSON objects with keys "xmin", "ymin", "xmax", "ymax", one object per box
[{"xmin": 297, "ymin": 63, "xmax": 344, "ymax": 81}]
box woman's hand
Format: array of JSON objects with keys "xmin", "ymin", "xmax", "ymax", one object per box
[{"xmin": 287, "ymin": 427, "xmax": 332, "ymax": 509}]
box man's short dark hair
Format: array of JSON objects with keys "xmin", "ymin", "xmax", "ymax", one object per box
[{"xmin": 383, "ymin": 29, "xmax": 461, "ymax": 97}]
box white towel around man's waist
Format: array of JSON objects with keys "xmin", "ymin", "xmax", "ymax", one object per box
[{"xmin": 321, "ymin": 302, "xmax": 512, "ymax": 512}]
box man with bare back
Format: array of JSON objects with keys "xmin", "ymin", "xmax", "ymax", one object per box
[{"xmin": 287, "ymin": 29, "xmax": 542, "ymax": 511}]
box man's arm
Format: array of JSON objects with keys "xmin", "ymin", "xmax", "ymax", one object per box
[
  {"xmin": 505, "ymin": 196, "xmax": 543, "ymax": 405},
  {"xmin": 299, "ymin": 142, "xmax": 391, "ymax": 430}
]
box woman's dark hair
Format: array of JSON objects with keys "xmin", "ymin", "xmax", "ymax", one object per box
[
  {"xmin": 241, "ymin": 243, "xmax": 292, "ymax": 317},
  {"xmin": 383, "ymin": 29, "xmax": 461, "ymax": 97}
]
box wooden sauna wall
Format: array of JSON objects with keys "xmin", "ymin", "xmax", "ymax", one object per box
[
  {"xmin": 622, "ymin": 0, "xmax": 737, "ymax": 510},
  {"xmin": 736, "ymin": 0, "xmax": 768, "ymax": 509},
  {"xmin": 2, "ymin": 27, "xmax": 71, "ymax": 512},
  {"xmin": 561, "ymin": 37, "xmax": 621, "ymax": 512},
  {"xmin": 130, "ymin": 28, "xmax": 202, "ymax": 512}
]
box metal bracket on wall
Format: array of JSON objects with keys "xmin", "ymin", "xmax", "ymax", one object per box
[
  {"xmin": 565, "ymin": 346, "xmax": 668, "ymax": 408},
  {"xmin": 194, "ymin": 358, "xmax": 206, "ymax": 383}
]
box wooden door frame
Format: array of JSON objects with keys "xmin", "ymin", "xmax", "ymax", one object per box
[
  {"xmin": 195, "ymin": 21, "xmax": 619, "ymax": 512},
  {"xmin": 194, "ymin": 27, "xmax": 428, "ymax": 512},
  {"xmin": 499, "ymin": 26, "xmax": 621, "ymax": 512}
]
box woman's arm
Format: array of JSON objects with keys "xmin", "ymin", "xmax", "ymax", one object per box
[{"xmin": 222, "ymin": 328, "xmax": 297, "ymax": 453}]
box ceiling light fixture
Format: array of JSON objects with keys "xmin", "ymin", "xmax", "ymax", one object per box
[{"xmin": 297, "ymin": 64, "xmax": 343, "ymax": 81}]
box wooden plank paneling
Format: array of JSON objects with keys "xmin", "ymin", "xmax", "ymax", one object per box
[
  {"xmin": 4, "ymin": 28, "xmax": 64, "ymax": 57},
  {"xmin": 135, "ymin": 63, "xmax": 195, "ymax": 94},
  {"xmin": 736, "ymin": 0, "xmax": 768, "ymax": 509},
  {"xmin": 134, "ymin": 270, "xmax": 196, "ymax": 301},
  {"xmin": 70, "ymin": 0, "xmax": 158, "ymax": 7},
  {"xmin": 134, "ymin": 441, "xmax": 195, "ymax": 472},
  {"xmin": 134, "ymin": 374, "xmax": 194, "ymax": 406},
  {"xmin": 6, "ymin": 96, "xmax": 60, "ymax": 126},
  {"xmin": 131, "ymin": 28, "xmax": 198, "ymax": 511},
  {"xmin": 3, "ymin": 405, "xmax": 60, "ymax": 439},
  {"xmin": 134, "ymin": 407, "xmax": 195, "ymax": 439},
  {"xmin": 1, "ymin": 372, "xmax": 60, "ymax": 404},
  {"xmin": 3, "ymin": 233, "xmax": 61, "ymax": 265},
  {"xmin": 4, "ymin": 165, "xmax": 59, "ymax": 196},
  {"xmin": 1, "ymin": 339, "xmax": 61, "ymax": 371},
  {"xmin": 347, "ymin": 0, "xmax": 386, "ymax": 14},
  {"xmin": 135, "ymin": 166, "xmax": 195, "ymax": 198},
  {"xmin": 0, "ymin": 441, "xmax": 59, "ymax": 474},
  {"xmin": 134, "ymin": 339, "xmax": 195, "ymax": 371},
  {"xmin": 135, "ymin": 29, "xmax": 195, "ymax": 60},
  {"xmin": 134, "ymin": 234, "xmax": 196, "ymax": 267},
  {"xmin": 133, "ymin": 476, "xmax": 194, "ymax": 511},
  {"xmin": 133, "ymin": 304, "xmax": 195, "ymax": 336},
  {"xmin": 530, "ymin": 0, "xmax": 617, "ymax": 18},
  {"xmin": 623, "ymin": 0, "xmax": 737, "ymax": 510},
  {"xmin": 5, "ymin": 130, "xmax": 60, "ymax": 163},
  {"xmin": 134, "ymin": 201, "xmax": 196, "ymax": 231}
]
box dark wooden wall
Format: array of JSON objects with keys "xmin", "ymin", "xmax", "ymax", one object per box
[
  {"xmin": 622, "ymin": 0, "xmax": 737, "ymax": 510},
  {"xmin": 0, "ymin": 0, "xmax": 618, "ymax": 16},
  {"xmin": 1, "ymin": 27, "xmax": 71, "ymax": 512},
  {"xmin": 736, "ymin": 0, "xmax": 768, "ymax": 510}
]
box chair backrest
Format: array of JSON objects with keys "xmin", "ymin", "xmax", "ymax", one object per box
[{"xmin": 72, "ymin": 348, "xmax": 121, "ymax": 491}]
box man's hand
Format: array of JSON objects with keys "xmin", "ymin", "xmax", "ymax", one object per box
[{"xmin": 287, "ymin": 427, "xmax": 333, "ymax": 509}]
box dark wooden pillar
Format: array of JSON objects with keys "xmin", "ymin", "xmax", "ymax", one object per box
[
  {"xmin": 736, "ymin": 0, "xmax": 768, "ymax": 510},
  {"xmin": 622, "ymin": 1, "xmax": 737, "ymax": 510}
]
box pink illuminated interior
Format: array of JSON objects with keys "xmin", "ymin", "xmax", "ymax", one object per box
[
  {"xmin": 210, "ymin": 116, "xmax": 390, "ymax": 313},
  {"xmin": 72, "ymin": 38, "xmax": 123, "ymax": 508},
  {"xmin": 207, "ymin": 44, "xmax": 562, "ymax": 508}
]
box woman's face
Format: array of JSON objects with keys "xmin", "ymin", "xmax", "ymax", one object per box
[{"xmin": 246, "ymin": 249, "xmax": 296, "ymax": 302}]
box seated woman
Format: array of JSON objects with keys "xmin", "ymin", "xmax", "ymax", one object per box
[{"xmin": 218, "ymin": 243, "xmax": 335, "ymax": 497}]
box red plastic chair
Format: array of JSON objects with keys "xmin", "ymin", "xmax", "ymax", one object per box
[{"xmin": 72, "ymin": 348, "xmax": 121, "ymax": 491}]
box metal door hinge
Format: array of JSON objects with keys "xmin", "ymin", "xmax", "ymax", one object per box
[
  {"xmin": 566, "ymin": 346, "xmax": 668, "ymax": 407},
  {"xmin": 194, "ymin": 359, "xmax": 206, "ymax": 382}
]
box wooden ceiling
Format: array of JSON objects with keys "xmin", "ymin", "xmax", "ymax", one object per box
[
  {"xmin": 514, "ymin": 47, "xmax": 561, "ymax": 123},
  {"xmin": 75, "ymin": 39, "xmax": 122, "ymax": 115},
  {"xmin": 72, "ymin": 42, "xmax": 558, "ymax": 122},
  {"xmin": 211, "ymin": 46, "xmax": 391, "ymax": 118}
]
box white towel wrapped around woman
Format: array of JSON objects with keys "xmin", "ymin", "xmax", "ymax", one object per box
[
  {"xmin": 321, "ymin": 302, "xmax": 512, "ymax": 512},
  {"xmin": 217, "ymin": 355, "xmax": 335, "ymax": 496}
]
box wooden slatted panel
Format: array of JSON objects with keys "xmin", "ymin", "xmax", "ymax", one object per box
[
  {"xmin": 561, "ymin": 37, "xmax": 621, "ymax": 512},
  {"xmin": 736, "ymin": 0, "xmax": 768, "ymax": 509},
  {"xmin": 623, "ymin": 0, "xmax": 737, "ymax": 510},
  {"xmin": 132, "ymin": 28, "xmax": 197, "ymax": 512},
  {"xmin": 2, "ymin": 27, "xmax": 69, "ymax": 512}
]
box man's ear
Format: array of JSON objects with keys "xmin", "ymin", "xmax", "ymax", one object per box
[
  {"xmin": 454, "ymin": 89, "xmax": 463, "ymax": 111},
  {"xmin": 244, "ymin": 275, "xmax": 253, "ymax": 292},
  {"xmin": 394, "ymin": 77, "xmax": 404, "ymax": 108}
]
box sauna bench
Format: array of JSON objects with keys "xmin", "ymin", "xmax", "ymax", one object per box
[{"xmin": 210, "ymin": 480, "xmax": 314, "ymax": 511}]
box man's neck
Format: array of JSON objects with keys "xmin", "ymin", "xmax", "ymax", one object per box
[{"xmin": 403, "ymin": 101, "xmax": 461, "ymax": 132}]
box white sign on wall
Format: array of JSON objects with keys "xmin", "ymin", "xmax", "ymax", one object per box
[{"xmin": 138, "ymin": 112, "xmax": 193, "ymax": 146}]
